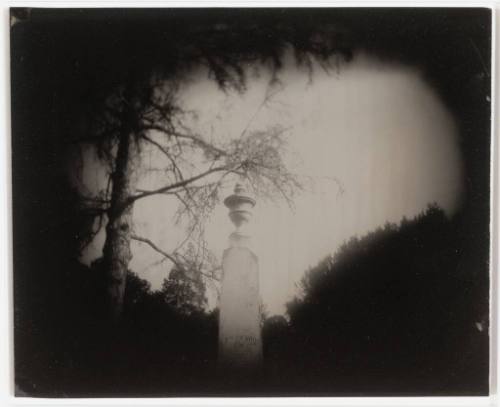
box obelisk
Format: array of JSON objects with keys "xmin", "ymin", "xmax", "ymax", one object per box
[{"xmin": 218, "ymin": 183, "xmax": 263, "ymax": 371}]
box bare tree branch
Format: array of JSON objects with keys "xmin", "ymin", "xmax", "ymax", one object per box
[
  {"xmin": 129, "ymin": 165, "xmax": 230, "ymax": 204},
  {"xmin": 142, "ymin": 123, "xmax": 227, "ymax": 158},
  {"xmin": 140, "ymin": 133, "xmax": 185, "ymax": 182},
  {"xmin": 240, "ymin": 85, "xmax": 282, "ymax": 138},
  {"xmin": 131, "ymin": 234, "xmax": 180, "ymax": 267},
  {"xmin": 131, "ymin": 234, "xmax": 220, "ymax": 282}
]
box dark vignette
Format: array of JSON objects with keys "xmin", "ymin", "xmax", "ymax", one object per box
[{"xmin": 10, "ymin": 8, "xmax": 491, "ymax": 397}]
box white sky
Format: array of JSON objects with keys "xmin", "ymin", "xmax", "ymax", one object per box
[{"xmin": 77, "ymin": 51, "xmax": 464, "ymax": 316}]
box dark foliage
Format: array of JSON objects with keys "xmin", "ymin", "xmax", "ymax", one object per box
[
  {"xmin": 15, "ymin": 261, "xmax": 219, "ymax": 397},
  {"xmin": 14, "ymin": 207, "xmax": 489, "ymax": 396},
  {"xmin": 265, "ymin": 206, "xmax": 488, "ymax": 396}
]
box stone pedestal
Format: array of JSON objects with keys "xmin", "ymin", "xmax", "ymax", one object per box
[{"xmin": 218, "ymin": 240, "xmax": 262, "ymax": 370}]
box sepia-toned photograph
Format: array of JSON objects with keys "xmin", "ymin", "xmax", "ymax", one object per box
[{"xmin": 10, "ymin": 7, "xmax": 491, "ymax": 397}]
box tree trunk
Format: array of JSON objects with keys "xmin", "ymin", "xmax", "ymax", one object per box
[{"xmin": 102, "ymin": 126, "xmax": 136, "ymax": 321}]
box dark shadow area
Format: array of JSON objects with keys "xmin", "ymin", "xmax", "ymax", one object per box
[{"xmin": 13, "ymin": 206, "xmax": 489, "ymax": 396}]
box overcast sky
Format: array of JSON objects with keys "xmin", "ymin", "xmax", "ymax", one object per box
[{"xmin": 77, "ymin": 51, "xmax": 464, "ymax": 316}]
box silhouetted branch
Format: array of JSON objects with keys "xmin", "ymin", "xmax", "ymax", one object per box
[
  {"xmin": 131, "ymin": 234, "xmax": 220, "ymax": 282},
  {"xmin": 240, "ymin": 85, "xmax": 282, "ymax": 138},
  {"xmin": 131, "ymin": 234, "xmax": 180, "ymax": 268},
  {"xmin": 142, "ymin": 123, "xmax": 227, "ymax": 158},
  {"xmin": 129, "ymin": 165, "xmax": 229, "ymax": 204}
]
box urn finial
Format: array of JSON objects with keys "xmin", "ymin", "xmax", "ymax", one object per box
[{"xmin": 224, "ymin": 183, "xmax": 256, "ymax": 231}]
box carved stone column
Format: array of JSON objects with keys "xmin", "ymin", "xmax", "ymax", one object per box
[{"xmin": 218, "ymin": 183, "xmax": 263, "ymax": 371}]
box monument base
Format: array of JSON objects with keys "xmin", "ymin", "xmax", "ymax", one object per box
[{"xmin": 218, "ymin": 245, "xmax": 263, "ymax": 372}]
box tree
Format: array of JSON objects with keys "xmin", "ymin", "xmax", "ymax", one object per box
[
  {"xmin": 76, "ymin": 80, "xmax": 301, "ymax": 320},
  {"xmin": 161, "ymin": 268, "xmax": 205, "ymax": 314},
  {"xmin": 68, "ymin": 14, "xmax": 352, "ymax": 320}
]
